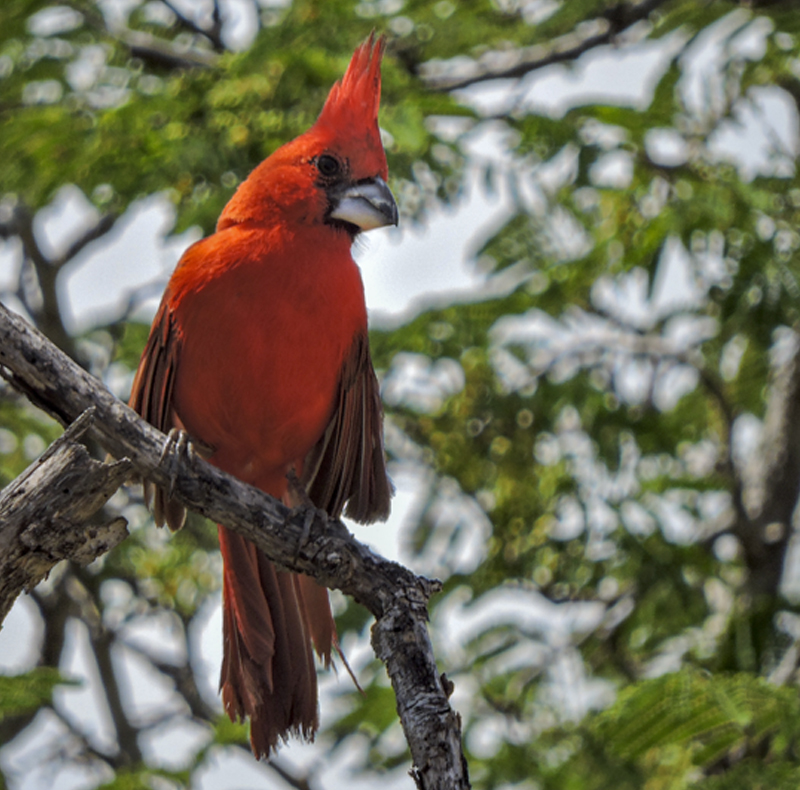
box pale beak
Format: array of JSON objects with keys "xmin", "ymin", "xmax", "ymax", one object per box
[{"xmin": 330, "ymin": 176, "xmax": 398, "ymax": 231}]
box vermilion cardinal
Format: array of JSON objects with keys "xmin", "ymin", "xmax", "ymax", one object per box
[{"xmin": 130, "ymin": 35, "xmax": 395, "ymax": 756}]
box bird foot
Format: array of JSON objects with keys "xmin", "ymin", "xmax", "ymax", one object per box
[
  {"xmin": 158, "ymin": 428, "xmax": 194, "ymax": 499},
  {"xmin": 286, "ymin": 468, "xmax": 328, "ymax": 559},
  {"xmin": 158, "ymin": 428, "xmax": 214, "ymax": 499}
]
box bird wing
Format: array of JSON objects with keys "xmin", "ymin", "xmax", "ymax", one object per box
[
  {"xmin": 131, "ymin": 311, "xmax": 392, "ymax": 527},
  {"xmin": 128, "ymin": 299, "xmax": 187, "ymax": 530},
  {"xmin": 301, "ymin": 330, "xmax": 392, "ymax": 523}
]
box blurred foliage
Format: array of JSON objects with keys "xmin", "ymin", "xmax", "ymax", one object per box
[
  {"xmin": 0, "ymin": 668, "xmax": 77, "ymax": 721},
  {"xmin": 97, "ymin": 768, "xmax": 191, "ymax": 790},
  {"xmin": 5, "ymin": 0, "xmax": 800, "ymax": 788}
]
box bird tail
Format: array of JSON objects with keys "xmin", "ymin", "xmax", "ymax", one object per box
[{"xmin": 217, "ymin": 524, "xmax": 334, "ymax": 756}]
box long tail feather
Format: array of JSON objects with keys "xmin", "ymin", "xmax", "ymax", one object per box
[{"xmin": 218, "ymin": 525, "xmax": 335, "ymax": 756}]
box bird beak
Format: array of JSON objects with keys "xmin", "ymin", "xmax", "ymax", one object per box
[{"xmin": 330, "ymin": 176, "xmax": 398, "ymax": 231}]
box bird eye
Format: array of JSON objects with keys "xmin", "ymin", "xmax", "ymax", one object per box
[{"xmin": 317, "ymin": 154, "xmax": 341, "ymax": 177}]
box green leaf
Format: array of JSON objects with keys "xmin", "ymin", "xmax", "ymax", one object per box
[{"xmin": 0, "ymin": 667, "xmax": 78, "ymax": 721}]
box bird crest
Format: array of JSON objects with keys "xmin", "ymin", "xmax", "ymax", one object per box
[{"xmin": 314, "ymin": 33, "xmax": 385, "ymax": 141}]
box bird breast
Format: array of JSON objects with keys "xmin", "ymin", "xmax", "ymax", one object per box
[{"xmin": 169, "ymin": 224, "xmax": 367, "ymax": 494}]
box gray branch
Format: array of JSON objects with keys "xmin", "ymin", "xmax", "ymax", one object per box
[
  {"xmin": 0, "ymin": 201, "xmax": 118, "ymax": 355},
  {"xmin": 423, "ymin": 0, "xmax": 672, "ymax": 92},
  {"xmin": 159, "ymin": 0, "xmax": 226, "ymax": 53},
  {"xmin": 0, "ymin": 409, "xmax": 130, "ymax": 625},
  {"xmin": 0, "ymin": 302, "xmax": 470, "ymax": 790},
  {"xmin": 735, "ymin": 331, "xmax": 800, "ymax": 596},
  {"xmin": 62, "ymin": 0, "xmax": 218, "ymax": 69},
  {"xmin": 56, "ymin": 213, "xmax": 118, "ymax": 269}
]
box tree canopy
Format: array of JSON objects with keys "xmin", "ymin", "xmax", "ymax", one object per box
[{"xmin": 3, "ymin": 1, "xmax": 800, "ymax": 788}]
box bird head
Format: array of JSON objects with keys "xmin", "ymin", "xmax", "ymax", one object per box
[{"xmin": 218, "ymin": 34, "xmax": 398, "ymax": 235}]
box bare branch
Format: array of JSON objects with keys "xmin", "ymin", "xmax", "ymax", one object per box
[
  {"xmin": 118, "ymin": 28, "xmax": 219, "ymax": 69},
  {"xmin": 122, "ymin": 635, "xmax": 323, "ymax": 789},
  {"xmin": 159, "ymin": 0, "xmax": 226, "ymax": 53},
  {"xmin": 0, "ymin": 302, "xmax": 471, "ymax": 790},
  {"xmin": 0, "ymin": 202, "xmax": 120, "ymax": 355},
  {"xmin": 423, "ymin": 0, "xmax": 672, "ymax": 92},
  {"xmin": 734, "ymin": 332, "xmax": 800, "ymax": 596},
  {"xmin": 0, "ymin": 576, "xmax": 87, "ymax": 759},
  {"xmin": 33, "ymin": 577, "xmax": 74, "ymax": 667},
  {"xmin": 55, "ymin": 214, "xmax": 118, "ymax": 268},
  {"xmin": 0, "ymin": 409, "xmax": 131, "ymax": 624},
  {"xmin": 91, "ymin": 626, "xmax": 145, "ymax": 764},
  {"xmin": 0, "ymin": 198, "xmax": 113, "ymax": 356},
  {"xmin": 120, "ymin": 637, "xmax": 218, "ymax": 723},
  {"xmin": 64, "ymin": 0, "xmax": 218, "ymax": 69},
  {"xmin": 264, "ymin": 756, "xmax": 316, "ymax": 790}
]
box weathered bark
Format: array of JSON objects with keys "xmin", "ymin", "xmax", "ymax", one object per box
[
  {"xmin": 736, "ymin": 330, "xmax": 800, "ymax": 597},
  {"xmin": 0, "ymin": 302, "xmax": 470, "ymax": 790},
  {"xmin": 0, "ymin": 409, "xmax": 130, "ymax": 624}
]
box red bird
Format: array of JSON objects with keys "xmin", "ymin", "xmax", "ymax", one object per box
[{"xmin": 130, "ymin": 35, "xmax": 395, "ymax": 756}]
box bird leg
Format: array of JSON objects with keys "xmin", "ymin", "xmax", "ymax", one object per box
[
  {"xmin": 158, "ymin": 428, "xmax": 193, "ymax": 499},
  {"xmin": 285, "ymin": 468, "xmax": 328, "ymax": 559},
  {"xmin": 158, "ymin": 428, "xmax": 213, "ymax": 498}
]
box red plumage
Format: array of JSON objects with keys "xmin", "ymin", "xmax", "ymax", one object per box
[{"xmin": 130, "ymin": 34, "xmax": 395, "ymax": 756}]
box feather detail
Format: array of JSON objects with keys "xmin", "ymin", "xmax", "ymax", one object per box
[
  {"xmin": 219, "ymin": 526, "xmax": 320, "ymax": 756},
  {"xmin": 302, "ymin": 330, "xmax": 393, "ymax": 523},
  {"xmin": 316, "ymin": 32, "xmax": 385, "ymax": 135},
  {"xmin": 128, "ymin": 301, "xmax": 187, "ymax": 531}
]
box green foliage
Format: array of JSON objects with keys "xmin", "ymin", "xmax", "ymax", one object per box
[
  {"xmin": 503, "ymin": 671, "xmax": 800, "ymax": 790},
  {"xmin": 328, "ymin": 681, "xmax": 399, "ymax": 744},
  {"xmin": 596, "ymin": 672, "xmax": 800, "ymax": 769},
  {"xmin": 0, "ymin": 0, "xmax": 468, "ymax": 232},
  {"xmin": 0, "ymin": 668, "xmax": 77, "ymax": 721},
  {"xmin": 5, "ymin": 0, "xmax": 800, "ymax": 788},
  {"xmin": 211, "ymin": 714, "xmax": 250, "ymax": 748},
  {"xmin": 104, "ymin": 516, "xmax": 220, "ymax": 616},
  {"xmin": 699, "ymin": 760, "xmax": 800, "ymax": 790},
  {"xmin": 0, "ymin": 398, "xmax": 61, "ymax": 486},
  {"xmin": 97, "ymin": 768, "xmax": 190, "ymax": 790}
]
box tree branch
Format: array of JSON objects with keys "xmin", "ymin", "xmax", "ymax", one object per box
[
  {"xmin": 0, "ymin": 408, "xmax": 130, "ymax": 625},
  {"xmin": 122, "ymin": 633, "xmax": 323, "ymax": 789},
  {"xmin": 0, "ymin": 302, "xmax": 471, "ymax": 790},
  {"xmin": 63, "ymin": 0, "xmax": 218, "ymax": 69},
  {"xmin": 0, "ymin": 202, "xmax": 70, "ymax": 352},
  {"xmin": 736, "ymin": 330, "xmax": 800, "ymax": 596},
  {"xmin": 91, "ymin": 626, "xmax": 145, "ymax": 765},
  {"xmin": 423, "ymin": 0, "xmax": 672, "ymax": 92},
  {"xmin": 55, "ymin": 213, "xmax": 118, "ymax": 269},
  {"xmin": 159, "ymin": 0, "xmax": 226, "ymax": 53},
  {"xmin": 0, "ymin": 202, "xmax": 118, "ymax": 356}
]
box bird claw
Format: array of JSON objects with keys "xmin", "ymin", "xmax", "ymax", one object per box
[
  {"xmin": 286, "ymin": 468, "xmax": 328, "ymax": 560},
  {"xmin": 159, "ymin": 428, "xmax": 194, "ymax": 500},
  {"xmin": 296, "ymin": 508, "xmax": 315, "ymax": 559}
]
